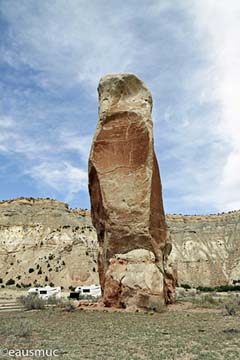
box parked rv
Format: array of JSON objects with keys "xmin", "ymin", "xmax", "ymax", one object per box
[
  {"xmin": 28, "ymin": 286, "xmax": 61, "ymax": 300},
  {"xmin": 69, "ymin": 284, "xmax": 101, "ymax": 299}
]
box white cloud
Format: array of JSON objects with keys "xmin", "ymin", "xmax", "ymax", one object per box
[
  {"xmin": 59, "ymin": 131, "xmax": 92, "ymax": 163},
  {"xmin": 0, "ymin": 122, "xmax": 54, "ymax": 160},
  {"xmin": 0, "ymin": 117, "xmax": 19, "ymax": 153},
  {"xmin": 28, "ymin": 161, "xmax": 88, "ymax": 201},
  {"xmin": 183, "ymin": 0, "xmax": 240, "ymax": 211},
  {"xmin": 0, "ymin": 114, "xmax": 89, "ymax": 199},
  {"xmin": 0, "ymin": 0, "xmax": 140, "ymax": 90},
  {"xmin": 0, "ymin": 116, "xmax": 16, "ymax": 128},
  {"xmin": 1, "ymin": 0, "xmax": 240, "ymax": 212},
  {"xmin": 0, "ymin": 117, "xmax": 88, "ymax": 197}
]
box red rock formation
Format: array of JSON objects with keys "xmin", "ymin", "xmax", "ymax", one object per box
[{"xmin": 88, "ymin": 74, "xmax": 175, "ymax": 308}]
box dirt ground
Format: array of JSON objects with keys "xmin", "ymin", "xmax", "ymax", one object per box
[{"xmin": 0, "ymin": 289, "xmax": 240, "ymax": 359}]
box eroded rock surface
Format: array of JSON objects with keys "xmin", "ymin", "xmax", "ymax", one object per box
[
  {"xmin": 0, "ymin": 198, "xmax": 240, "ymax": 291},
  {"xmin": 0, "ymin": 198, "xmax": 98, "ymax": 289},
  {"xmin": 88, "ymin": 74, "xmax": 175, "ymax": 308},
  {"xmin": 168, "ymin": 212, "xmax": 240, "ymax": 287}
]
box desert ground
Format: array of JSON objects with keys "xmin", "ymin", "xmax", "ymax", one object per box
[{"xmin": 0, "ymin": 289, "xmax": 240, "ymax": 360}]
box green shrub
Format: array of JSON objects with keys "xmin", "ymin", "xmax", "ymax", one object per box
[
  {"xmin": 181, "ymin": 283, "xmax": 191, "ymax": 290},
  {"xmin": 78, "ymin": 294, "xmax": 99, "ymax": 302},
  {"xmin": 197, "ymin": 285, "xmax": 240, "ymax": 292},
  {"xmin": 20, "ymin": 283, "xmax": 32, "ymax": 288},
  {"xmin": 64, "ymin": 302, "xmax": 76, "ymax": 312},
  {"xmin": 148, "ymin": 299, "xmax": 166, "ymax": 313},
  {"xmin": 18, "ymin": 294, "xmax": 45, "ymax": 310},
  {"xmin": 16, "ymin": 321, "xmax": 32, "ymax": 338},
  {"xmin": 202, "ymin": 294, "xmax": 218, "ymax": 305},
  {"xmin": 47, "ymin": 296, "xmax": 62, "ymax": 306},
  {"xmin": 216, "ymin": 285, "xmax": 240, "ymax": 292},
  {"xmin": 197, "ymin": 286, "xmax": 215, "ymax": 292},
  {"xmin": 193, "ymin": 294, "xmax": 220, "ymax": 307},
  {"xmin": 6, "ymin": 278, "xmax": 15, "ymax": 286},
  {"xmin": 225, "ymin": 304, "xmax": 236, "ymax": 316}
]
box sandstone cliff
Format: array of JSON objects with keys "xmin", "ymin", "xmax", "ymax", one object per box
[
  {"xmin": 0, "ymin": 198, "xmax": 239, "ymax": 289},
  {"xmin": 0, "ymin": 198, "xmax": 98, "ymax": 289},
  {"xmin": 168, "ymin": 212, "xmax": 240, "ymax": 287}
]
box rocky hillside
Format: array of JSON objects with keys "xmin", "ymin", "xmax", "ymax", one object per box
[
  {"xmin": 0, "ymin": 198, "xmax": 239, "ymax": 289},
  {"xmin": 0, "ymin": 198, "xmax": 98, "ymax": 289},
  {"xmin": 168, "ymin": 212, "xmax": 240, "ymax": 287}
]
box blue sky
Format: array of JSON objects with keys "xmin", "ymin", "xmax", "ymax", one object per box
[{"xmin": 0, "ymin": 0, "xmax": 240, "ymax": 214}]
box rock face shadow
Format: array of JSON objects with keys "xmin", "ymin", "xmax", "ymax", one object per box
[{"xmin": 88, "ymin": 73, "xmax": 176, "ymax": 309}]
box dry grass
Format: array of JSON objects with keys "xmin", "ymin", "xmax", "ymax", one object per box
[
  {"xmin": 18, "ymin": 294, "xmax": 46, "ymax": 310},
  {"xmin": 0, "ymin": 302, "xmax": 240, "ymax": 360}
]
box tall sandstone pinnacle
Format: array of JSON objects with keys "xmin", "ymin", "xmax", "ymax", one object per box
[{"xmin": 88, "ymin": 74, "xmax": 176, "ymax": 308}]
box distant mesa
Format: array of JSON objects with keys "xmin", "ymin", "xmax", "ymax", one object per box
[{"xmin": 0, "ymin": 197, "xmax": 239, "ymax": 294}]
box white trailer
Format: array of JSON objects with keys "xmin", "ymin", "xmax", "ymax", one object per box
[
  {"xmin": 28, "ymin": 286, "xmax": 61, "ymax": 300},
  {"xmin": 75, "ymin": 284, "xmax": 101, "ymax": 298}
]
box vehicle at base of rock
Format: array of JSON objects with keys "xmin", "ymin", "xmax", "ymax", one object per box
[{"xmin": 69, "ymin": 284, "xmax": 101, "ymax": 299}]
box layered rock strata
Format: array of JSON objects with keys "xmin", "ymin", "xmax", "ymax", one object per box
[
  {"xmin": 0, "ymin": 198, "xmax": 240, "ymax": 291},
  {"xmin": 168, "ymin": 212, "xmax": 240, "ymax": 287},
  {"xmin": 0, "ymin": 198, "xmax": 98, "ymax": 289},
  {"xmin": 88, "ymin": 74, "xmax": 175, "ymax": 308}
]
